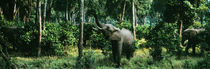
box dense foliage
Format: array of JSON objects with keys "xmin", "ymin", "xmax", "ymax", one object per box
[
  {"xmin": 0, "ymin": 0, "xmax": 209, "ymax": 68},
  {"xmin": 146, "ymin": 23, "xmax": 180, "ymax": 60},
  {"xmin": 0, "ymin": 18, "xmax": 78, "ymax": 55}
]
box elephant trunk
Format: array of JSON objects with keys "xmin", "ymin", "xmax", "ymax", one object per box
[
  {"xmin": 93, "ymin": 13, "xmax": 103, "ymax": 28},
  {"xmin": 181, "ymin": 38, "xmax": 186, "ymax": 46}
]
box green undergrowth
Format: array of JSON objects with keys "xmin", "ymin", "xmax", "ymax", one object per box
[{"xmin": 0, "ymin": 47, "xmax": 208, "ymax": 69}]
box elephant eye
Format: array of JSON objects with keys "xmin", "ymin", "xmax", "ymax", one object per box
[
  {"xmin": 106, "ymin": 26, "xmax": 110, "ymax": 30},
  {"xmin": 108, "ymin": 27, "xmax": 113, "ymax": 31}
]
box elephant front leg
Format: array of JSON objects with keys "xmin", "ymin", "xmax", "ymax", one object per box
[
  {"xmin": 112, "ymin": 45, "xmax": 117, "ymax": 63},
  {"xmin": 185, "ymin": 44, "xmax": 191, "ymax": 55},
  {"xmin": 192, "ymin": 45, "xmax": 196, "ymax": 55},
  {"xmin": 116, "ymin": 41, "xmax": 122, "ymax": 67},
  {"xmin": 111, "ymin": 40, "xmax": 122, "ymax": 67},
  {"xmin": 111, "ymin": 40, "xmax": 118, "ymax": 66}
]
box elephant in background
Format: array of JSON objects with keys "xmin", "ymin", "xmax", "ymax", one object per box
[
  {"xmin": 0, "ymin": 26, "xmax": 23, "ymax": 55},
  {"xmin": 181, "ymin": 28, "xmax": 205, "ymax": 55},
  {"xmin": 93, "ymin": 14, "xmax": 135, "ymax": 67}
]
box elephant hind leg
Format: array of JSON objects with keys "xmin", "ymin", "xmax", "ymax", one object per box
[
  {"xmin": 126, "ymin": 48, "xmax": 134, "ymax": 60},
  {"xmin": 111, "ymin": 40, "xmax": 122, "ymax": 67},
  {"xmin": 126, "ymin": 53, "xmax": 132, "ymax": 60},
  {"xmin": 192, "ymin": 45, "xmax": 196, "ymax": 55},
  {"xmin": 116, "ymin": 41, "xmax": 122, "ymax": 67},
  {"xmin": 185, "ymin": 44, "xmax": 191, "ymax": 54}
]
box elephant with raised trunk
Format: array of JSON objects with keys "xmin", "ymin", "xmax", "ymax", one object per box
[
  {"xmin": 181, "ymin": 28, "xmax": 205, "ymax": 55},
  {"xmin": 93, "ymin": 14, "xmax": 135, "ymax": 67}
]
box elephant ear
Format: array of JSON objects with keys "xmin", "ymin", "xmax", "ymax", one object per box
[
  {"xmin": 112, "ymin": 27, "xmax": 120, "ymax": 32},
  {"xmin": 109, "ymin": 29, "xmax": 121, "ymax": 40},
  {"xmin": 108, "ymin": 24, "xmax": 120, "ymax": 32}
]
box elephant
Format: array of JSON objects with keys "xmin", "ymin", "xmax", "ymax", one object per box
[
  {"xmin": 181, "ymin": 28, "xmax": 205, "ymax": 55},
  {"xmin": 0, "ymin": 26, "xmax": 24, "ymax": 52},
  {"xmin": 93, "ymin": 14, "xmax": 135, "ymax": 67}
]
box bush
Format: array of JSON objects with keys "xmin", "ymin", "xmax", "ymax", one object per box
[
  {"xmin": 0, "ymin": 19, "xmax": 30, "ymax": 53},
  {"xmin": 188, "ymin": 21, "xmax": 202, "ymax": 29},
  {"xmin": 204, "ymin": 22, "xmax": 210, "ymax": 50},
  {"xmin": 42, "ymin": 21, "xmax": 78, "ymax": 55},
  {"xmin": 135, "ymin": 25, "xmax": 150, "ymax": 39},
  {"xmin": 81, "ymin": 23, "xmax": 112, "ymax": 55},
  {"xmin": 0, "ymin": 19, "xmax": 79, "ymax": 55},
  {"xmin": 83, "ymin": 23, "xmax": 97, "ymax": 47},
  {"xmin": 115, "ymin": 22, "xmax": 132, "ymax": 31},
  {"xmin": 89, "ymin": 30, "xmax": 111, "ymax": 54},
  {"xmin": 77, "ymin": 50, "xmax": 98, "ymax": 69},
  {"xmin": 59, "ymin": 21, "xmax": 79, "ymax": 47},
  {"xmin": 146, "ymin": 23, "xmax": 180, "ymax": 60}
]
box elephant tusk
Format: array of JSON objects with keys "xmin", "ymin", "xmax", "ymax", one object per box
[{"xmin": 97, "ymin": 26, "xmax": 102, "ymax": 30}]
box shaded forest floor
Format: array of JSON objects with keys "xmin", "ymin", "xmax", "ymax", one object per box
[{"xmin": 0, "ymin": 47, "xmax": 209, "ymax": 69}]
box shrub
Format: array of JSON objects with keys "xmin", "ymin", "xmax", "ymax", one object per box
[
  {"xmin": 59, "ymin": 21, "xmax": 79, "ymax": 47},
  {"xmin": 115, "ymin": 22, "xmax": 132, "ymax": 30},
  {"xmin": 204, "ymin": 22, "xmax": 210, "ymax": 50},
  {"xmin": 0, "ymin": 19, "xmax": 79, "ymax": 55},
  {"xmin": 83, "ymin": 23, "xmax": 96, "ymax": 47},
  {"xmin": 146, "ymin": 23, "xmax": 180, "ymax": 60},
  {"xmin": 42, "ymin": 21, "xmax": 78, "ymax": 55},
  {"xmin": 89, "ymin": 27, "xmax": 112, "ymax": 55},
  {"xmin": 135, "ymin": 25, "xmax": 150, "ymax": 39},
  {"xmin": 77, "ymin": 50, "xmax": 97, "ymax": 69},
  {"xmin": 81, "ymin": 23, "xmax": 112, "ymax": 55},
  {"xmin": 188, "ymin": 21, "xmax": 202, "ymax": 29}
]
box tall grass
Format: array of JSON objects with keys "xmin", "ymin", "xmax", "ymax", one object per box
[{"xmin": 0, "ymin": 47, "xmax": 208, "ymax": 69}]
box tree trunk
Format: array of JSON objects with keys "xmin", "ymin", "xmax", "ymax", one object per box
[
  {"xmin": 78, "ymin": 0, "xmax": 84, "ymax": 58},
  {"xmin": 143, "ymin": 16, "xmax": 146, "ymax": 25},
  {"xmin": 135, "ymin": 7, "xmax": 137, "ymax": 26},
  {"xmin": 200, "ymin": 13, "xmax": 203, "ymax": 25},
  {"xmin": 65, "ymin": 0, "xmax": 69, "ymax": 21},
  {"xmin": 0, "ymin": 7, "xmax": 2, "ymax": 15},
  {"xmin": 2, "ymin": 0, "xmax": 15, "ymax": 21},
  {"xmin": 13, "ymin": 0, "xmax": 17, "ymax": 20},
  {"xmin": 36, "ymin": 0, "xmax": 42, "ymax": 57},
  {"xmin": 132, "ymin": 0, "xmax": 136, "ymax": 40},
  {"xmin": 71, "ymin": 6, "xmax": 76, "ymax": 24},
  {"xmin": 150, "ymin": 16, "xmax": 153, "ymax": 29},
  {"xmin": 46, "ymin": 0, "xmax": 53, "ymax": 21},
  {"xmin": 88, "ymin": 17, "xmax": 91, "ymax": 23},
  {"xmin": 43, "ymin": 0, "xmax": 47, "ymax": 30},
  {"xmin": 179, "ymin": 20, "xmax": 183, "ymax": 46},
  {"xmin": 121, "ymin": 0, "xmax": 126, "ymax": 22}
]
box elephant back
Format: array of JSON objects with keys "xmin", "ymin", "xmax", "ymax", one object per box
[
  {"xmin": 121, "ymin": 28, "xmax": 134, "ymax": 45},
  {"xmin": 183, "ymin": 29, "xmax": 197, "ymax": 39}
]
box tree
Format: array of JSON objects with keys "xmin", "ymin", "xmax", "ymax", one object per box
[
  {"xmin": 106, "ymin": 0, "xmax": 131, "ymax": 22},
  {"xmin": 0, "ymin": 0, "xmax": 16, "ymax": 21},
  {"xmin": 36, "ymin": 0, "xmax": 42, "ymax": 57},
  {"xmin": 149, "ymin": 0, "xmax": 167, "ymax": 28},
  {"xmin": 78, "ymin": 0, "xmax": 84, "ymax": 58},
  {"xmin": 86, "ymin": 0, "xmax": 107, "ymax": 21},
  {"xmin": 163, "ymin": 0, "xmax": 208, "ymax": 45},
  {"xmin": 43, "ymin": 0, "xmax": 48, "ymax": 30},
  {"xmin": 121, "ymin": 0, "xmax": 127, "ymax": 22},
  {"xmin": 135, "ymin": 0, "xmax": 153, "ymax": 25},
  {"xmin": 132, "ymin": 0, "xmax": 136, "ymax": 40},
  {"xmin": 196, "ymin": 0, "xmax": 209, "ymax": 25},
  {"xmin": 163, "ymin": 0, "xmax": 192, "ymax": 46}
]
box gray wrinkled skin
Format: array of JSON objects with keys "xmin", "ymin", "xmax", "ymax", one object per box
[
  {"xmin": 98, "ymin": 24, "xmax": 135, "ymax": 67},
  {"xmin": 182, "ymin": 28, "xmax": 205, "ymax": 55}
]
